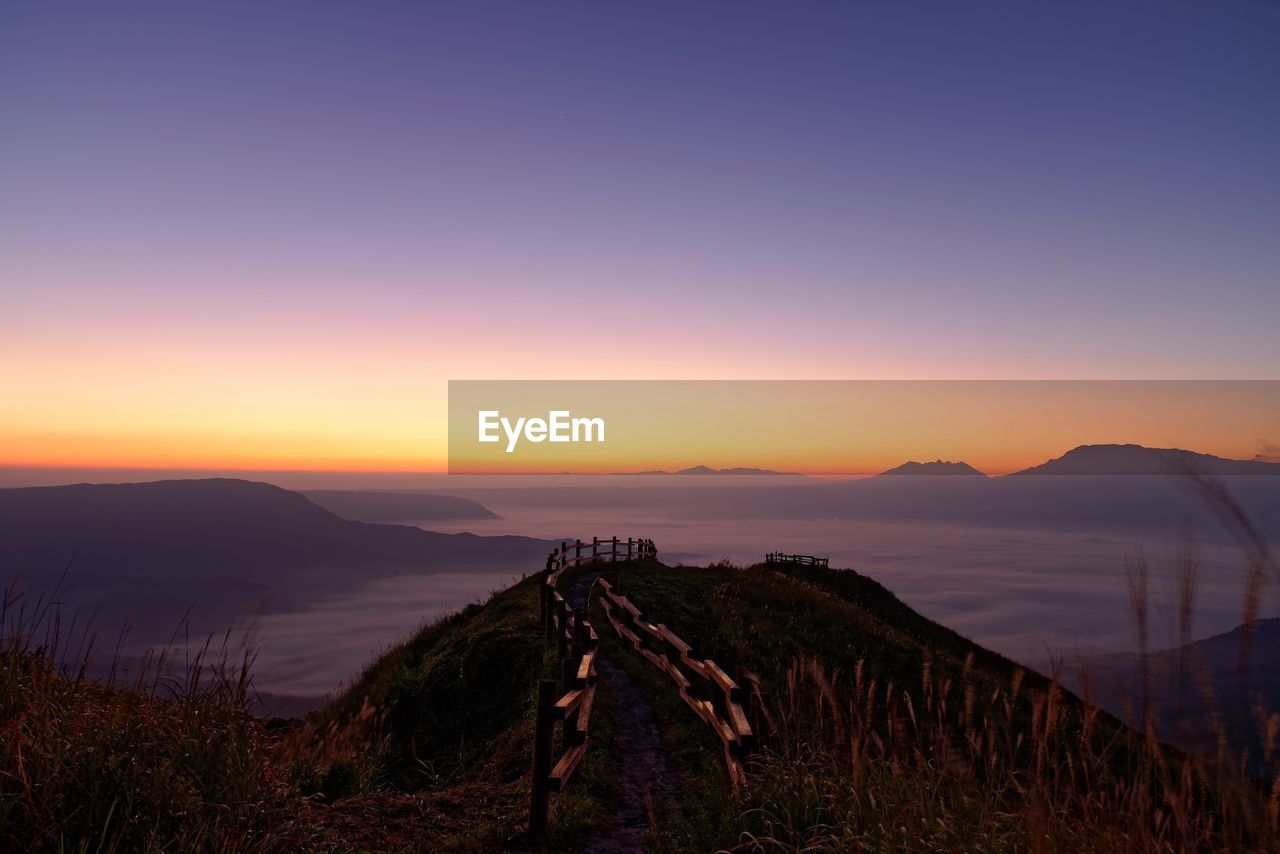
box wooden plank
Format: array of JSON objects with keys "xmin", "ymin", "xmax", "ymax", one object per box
[
  {"xmin": 658, "ymin": 625, "xmax": 692, "ymax": 656},
  {"xmin": 577, "ymin": 686, "xmax": 595, "ymax": 733},
  {"xmin": 553, "ymin": 688, "xmax": 586, "ymax": 719},
  {"xmin": 613, "ymin": 619, "xmax": 643, "ymax": 649},
  {"xmin": 576, "ymin": 652, "xmax": 593, "ymax": 684},
  {"xmin": 548, "ymin": 743, "xmax": 589, "ymax": 791},
  {"xmin": 726, "ymin": 753, "xmax": 747, "ymax": 789},
  {"xmin": 705, "ymin": 660, "xmax": 738, "ymax": 695},
  {"xmin": 617, "ymin": 597, "xmax": 644, "ymax": 621},
  {"xmin": 709, "ymin": 712, "xmax": 739, "ymax": 747},
  {"xmin": 727, "ymin": 701, "xmax": 753, "ymax": 738},
  {"xmin": 665, "ymin": 663, "xmax": 691, "ymax": 691}
]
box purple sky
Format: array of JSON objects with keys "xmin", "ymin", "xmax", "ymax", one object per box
[{"xmin": 2, "ymin": 1, "xmax": 1279, "ymax": 469}]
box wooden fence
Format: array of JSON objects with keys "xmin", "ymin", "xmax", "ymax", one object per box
[
  {"xmin": 529, "ymin": 536, "xmax": 656, "ymax": 844},
  {"xmin": 592, "ymin": 577, "xmax": 764, "ymax": 788},
  {"xmin": 765, "ymin": 551, "xmax": 829, "ymax": 569}
]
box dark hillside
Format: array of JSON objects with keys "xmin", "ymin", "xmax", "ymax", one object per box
[
  {"xmin": 301, "ymin": 490, "xmax": 500, "ymax": 523},
  {"xmin": 6, "ymin": 555, "xmax": 1276, "ymax": 851},
  {"xmin": 0, "ymin": 479, "xmax": 550, "ymax": 584}
]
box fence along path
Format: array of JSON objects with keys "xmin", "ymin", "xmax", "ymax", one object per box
[
  {"xmin": 529, "ymin": 537, "xmax": 765, "ymax": 843},
  {"xmin": 529, "ymin": 537, "xmax": 656, "ymax": 844},
  {"xmin": 765, "ymin": 551, "xmax": 829, "ymax": 569},
  {"xmin": 592, "ymin": 577, "xmax": 762, "ymax": 788}
]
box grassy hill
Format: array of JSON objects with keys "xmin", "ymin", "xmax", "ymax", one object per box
[{"xmin": 4, "ymin": 556, "xmax": 1277, "ymax": 851}]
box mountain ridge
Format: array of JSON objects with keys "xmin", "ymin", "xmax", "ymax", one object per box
[
  {"xmin": 879, "ymin": 460, "xmax": 986, "ymax": 477},
  {"xmin": 0, "ymin": 478, "xmax": 550, "ymax": 583},
  {"xmin": 1011, "ymin": 443, "xmax": 1280, "ymax": 476}
]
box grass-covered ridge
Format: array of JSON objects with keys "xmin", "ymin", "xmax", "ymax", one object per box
[
  {"xmin": 288, "ymin": 572, "xmax": 620, "ymax": 848},
  {"xmin": 1, "ymin": 574, "xmax": 618, "ymax": 851},
  {"xmin": 4, "ymin": 556, "xmax": 1277, "ymax": 851},
  {"xmin": 573, "ymin": 558, "xmax": 1278, "ymax": 851}
]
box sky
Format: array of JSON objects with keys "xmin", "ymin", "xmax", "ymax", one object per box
[{"xmin": 2, "ymin": 1, "xmax": 1278, "ymax": 472}]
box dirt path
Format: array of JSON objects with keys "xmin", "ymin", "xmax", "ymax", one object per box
[{"xmin": 567, "ymin": 572, "xmax": 682, "ymax": 853}]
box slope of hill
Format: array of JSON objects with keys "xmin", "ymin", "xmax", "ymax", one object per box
[
  {"xmin": 878, "ymin": 459, "xmax": 986, "ymax": 476},
  {"xmin": 1013, "ymin": 444, "xmax": 1280, "ymax": 476},
  {"xmin": 301, "ymin": 557, "xmax": 1276, "ymax": 850},
  {"xmin": 1072, "ymin": 618, "xmax": 1280, "ymax": 775},
  {"xmin": 6, "ymin": 553, "xmax": 1277, "ymax": 851},
  {"xmin": 0, "ymin": 479, "xmax": 549, "ymax": 584},
  {"xmin": 301, "ymin": 489, "xmax": 500, "ymax": 523}
]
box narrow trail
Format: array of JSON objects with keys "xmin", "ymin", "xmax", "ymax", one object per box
[{"xmin": 567, "ymin": 571, "xmax": 682, "ymax": 853}]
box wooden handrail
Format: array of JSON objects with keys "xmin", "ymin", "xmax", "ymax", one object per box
[
  {"xmin": 592, "ymin": 577, "xmax": 757, "ymax": 788},
  {"xmin": 764, "ymin": 552, "xmax": 829, "ymax": 568},
  {"xmin": 528, "ymin": 536, "xmax": 656, "ymax": 847}
]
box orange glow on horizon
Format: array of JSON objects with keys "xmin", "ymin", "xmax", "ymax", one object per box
[{"xmin": 4, "ymin": 381, "xmax": 1275, "ymax": 478}]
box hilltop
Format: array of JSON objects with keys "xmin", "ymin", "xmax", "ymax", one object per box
[
  {"xmin": 8, "ymin": 553, "xmax": 1274, "ymax": 851},
  {"xmin": 1012, "ymin": 444, "xmax": 1280, "ymax": 476},
  {"xmin": 0, "ymin": 479, "xmax": 547, "ymax": 584},
  {"xmin": 624, "ymin": 465, "xmax": 802, "ymax": 476},
  {"xmin": 878, "ymin": 459, "xmax": 986, "ymax": 476}
]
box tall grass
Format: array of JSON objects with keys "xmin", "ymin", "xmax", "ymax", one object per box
[
  {"xmin": 735, "ymin": 650, "xmax": 1278, "ymax": 851},
  {"xmin": 732, "ymin": 476, "xmax": 1280, "ymax": 852},
  {"xmin": 0, "ymin": 581, "xmax": 293, "ymax": 852}
]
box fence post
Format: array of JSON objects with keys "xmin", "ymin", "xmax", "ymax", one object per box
[
  {"xmin": 529, "ymin": 679, "xmax": 556, "ymax": 847},
  {"xmin": 545, "ymin": 593, "xmax": 555, "ymax": 641},
  {"xmin": 627, "ymin": 537, "xmax": 634, "ymax": 560},
  {"xmin": 575, "ymin": 539, "xmax": 582, "ymax": 565},
  {"xmin": 562, "ymin": 654, "xmax": 577, "ymax": 694},
  {"xmin": 540, "ymin": 570, "xmax": 548, "ymax": 628},
  {"xmin": 592, "ymin": 536, "xmax": 598, "ymax": 560},
  {"xmin": 610, "ymin": 536, "xmax": 617, "ymax": 562},
  {"xmin": 558, "ymin": 600, "xmax": 569, "ymax": 659}
]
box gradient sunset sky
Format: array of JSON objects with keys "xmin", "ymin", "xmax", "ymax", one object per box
[{"xmin": 3, "ymin": 2, "xmax": 1278, "ymax": 472}]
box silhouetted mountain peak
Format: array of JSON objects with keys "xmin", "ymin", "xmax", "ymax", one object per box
[
  {"xmin": 674, "ymin": 465, "xmax": 799, "ymax": 476},
  {"xmin": 1013, "ymin": 444, "xmax": 1280, "ymax": 476},
  {"xmin": 621, "ymin": 465, "xmax": 801, "ymax": 475},
  {"xmin": 878, "ymin": 460, "xmax": 986, "ymax": 477}
]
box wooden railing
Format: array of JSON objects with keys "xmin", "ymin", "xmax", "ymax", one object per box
[
  {"xmin": 545, "ymin": 536, "xmax": 657, "ymax": 590},
  {"xmin": 765, "ymin": 551, "xmax": 829, "ymax": 569},
  {"xmin": 592, "ymin": 577, "xmax": 763, "ymax": 788},
  {"xmin": 528, "ymin": 536, "xmax": 656, "ymax": 845}
]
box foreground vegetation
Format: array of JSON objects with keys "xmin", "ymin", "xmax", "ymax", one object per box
[
  {"xmin": 0, "ymin": 591, "xmax": 291, "ymax": 850},
  {"xmin": 1, "ymin": 574, "xmax": 617, "ymax": 852},
  {"xmin": 3, "ymin": 553, "xmax": 1277, "ymax": 851},
  {"xmin": 594, "ymin": 559, "xmax": 1279, "ymax": 851}
]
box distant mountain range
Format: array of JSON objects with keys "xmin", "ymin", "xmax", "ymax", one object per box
[
  {"xmin": 625, "ymin": 445, "xmax": 1280, "ymax": 479},
  {"xmin": 879, "ymin": 460, "xmax": 986, "ymax": 476},
  {"xmin": 869, "ymin": 445, "xmax": 1280, "ymax": 478},
  {"xmin": 1013, "ymin": 444, "xmax": 1280, "ymax": 476},
  {"xmin": 626, "ymin": 466, "xmax": 802, "ymax": 476}
]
